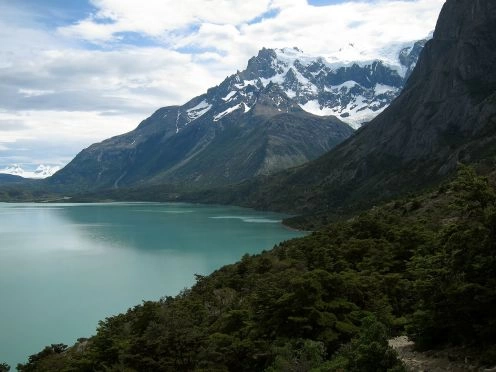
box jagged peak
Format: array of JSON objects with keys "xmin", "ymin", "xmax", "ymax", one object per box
[{"xmin": 174, "ymin": 39, "xmax": 429, "ymax": 128}]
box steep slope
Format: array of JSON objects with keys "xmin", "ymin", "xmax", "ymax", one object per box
[{"xmin": 203, "ymin": 0, "xmax": 496, "ymax": 213}]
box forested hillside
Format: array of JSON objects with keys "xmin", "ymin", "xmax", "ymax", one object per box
[{"xmin": 14, "ymin": 167, "xmax": 496, "ymax": 371}]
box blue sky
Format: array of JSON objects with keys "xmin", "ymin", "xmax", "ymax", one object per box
[{"xmin": 0, "ymin": 0, "xmax": 445, "ymax": 173}]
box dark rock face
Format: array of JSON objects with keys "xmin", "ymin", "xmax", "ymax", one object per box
[
  {"xmin": 326, "ymin": 62, "xmax": 404, "ymax": 89},
  {"xmin": 360, "ymin": 0, "xmax": 496, "ymax": 164},
  {"xmin": 242, "ymin": 48, "xmax": 281, "ymax": 79},
  {"xmin": 223, "ymin": 0, "xmax": 496, "ymax": 213}
]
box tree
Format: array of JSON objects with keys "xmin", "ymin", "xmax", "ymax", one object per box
[{"xmin": 323, "ymin": 315, "xmax": 406, "ymax": 372}]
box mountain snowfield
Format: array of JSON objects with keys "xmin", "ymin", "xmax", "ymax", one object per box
[
  {"xmin": 173, "ymin": 38, "xmax": 427, "ymax": 131},
  {"xmin": 0, "ymin": 164, "xmax": 61, "ymax": 179}
]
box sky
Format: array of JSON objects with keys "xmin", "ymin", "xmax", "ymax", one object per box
[{"xmin": 0, "ymin": 0, "xmax": 445, "ymax": 171}]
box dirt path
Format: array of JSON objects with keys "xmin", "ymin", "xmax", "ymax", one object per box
[{"xmin": 389, "ymin": 336, "xmax": 496, "ymax": 372}]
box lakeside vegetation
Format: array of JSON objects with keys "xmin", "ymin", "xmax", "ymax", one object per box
[{"xmin": 11, "ymin": 166, "xmax": 496, "ymax": 371}]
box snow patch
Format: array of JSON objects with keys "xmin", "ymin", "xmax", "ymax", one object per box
[
  {"xmin": 285, "ymin": 89, "xmax": 297, "ymax": 98},
  {"xmin": 326, "ymin": 81, "xmax": 359, "ymax": 92},
  {"xmin": 175, "ymin": 110, "xmax": 180, "ymax": 133},
  {"xmin": 274, "ymin": 47, "xmax": 319, "ymax": 68},
  {"xmin": 222, "ymin": 91, "xmax": 237, "ymax": 102},
  {"xmin": 234, "ymin": 79, "xmax": 258, "ymax": 90},
  {"xmin": 213, "ymin": 104, "xmax": 243, "ymax": 122},
  {"xmin": 301, "ymin": 100, "xmax": 336, "ymax": 117},
  {"xmin": 186, "ymin": 100, "xmax": 212, "ymax": 122},
  {"xmin": 336, "ymin": 81, "xmax": 359, "ymax": 90},
  {"xmin": 374, "ymin": 83, "xmax": 397, "ymax": 95},
  {"xmin": 338, "ymin": 95, "xmax": 388, "ymax": 129},
  {"xmin": 300, "ymin": 97, "xmax": 385, "ymax": 130}
]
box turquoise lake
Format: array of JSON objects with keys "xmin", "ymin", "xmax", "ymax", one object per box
[{"xmin": 0, "ymin": 202, "xmax": 304, "ymax": 367}]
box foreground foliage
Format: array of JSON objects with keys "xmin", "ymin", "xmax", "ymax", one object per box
[{"xmin": 18, "ymin": 167, "xmax": 496, "ymax": 371}]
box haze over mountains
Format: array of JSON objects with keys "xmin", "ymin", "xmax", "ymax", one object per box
[{"xmin": 46, "ymin": 40, "xmax": 425, "ymax": 190}]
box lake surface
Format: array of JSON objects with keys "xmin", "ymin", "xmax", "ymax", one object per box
[{"xmin": 0, "ymin": 202, "xmax": 304, "ymax": 367}]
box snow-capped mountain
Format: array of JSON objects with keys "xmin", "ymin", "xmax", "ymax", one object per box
[
  {"xmin": 0, "ymin": 164, "xmax": 61, "ymax": 179},
  {"xmin": 206, "ymin": 0, "xmax": 496, "ymax": 213},
  {"xmin": 171, "ymin": 39, "xmax": 427, "ymax": 130},
  {"xmin": 50, "ymin": 40, "xmax": 426, "ymax": 191}
]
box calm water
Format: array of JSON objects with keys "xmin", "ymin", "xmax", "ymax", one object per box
[{"xmin": 0, "ymin": 202, "xmax": 304, "ymax": 367}]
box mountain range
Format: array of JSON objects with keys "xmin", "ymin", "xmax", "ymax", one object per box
[
  {"xmin": 184, "ymin": 0, "xmax": 496, "ymax": 215},
  {"xmin": 48, "ymin": 39, "xmax": 425, "ymax": 191},
  {"xmin": 0, "ymin": 164, "xmax": 61, "ymax": 179}
]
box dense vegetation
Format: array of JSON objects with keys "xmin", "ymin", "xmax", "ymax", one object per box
[
  {"xmin": 0, "ymin": 180, "xmax": 67, "ymax": 203},
  {"xmin": 15, "ymin": 167, "xmax": 496, "ymax": 371}
]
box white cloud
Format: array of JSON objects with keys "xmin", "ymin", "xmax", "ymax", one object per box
[
  {"xmin": 185, "ymin": 0, "xmax": 444, "ymax": 64},
  {"xmin": 59, "ymin": 0, "xmax": 274, "ymax": 42},
  {"xmin": 19, "ymin": 89, "xmax": 56, "ymax": 98},
  {"xmin": 0, "ymin": 47, "xmax": 223, "ymax": 120},
  {"xmin": 0, "ymin": 110, "xmax": 141, "ymax": 142},
  {"xmin": 0, "ymin": 110, "xmax": 144, "ymax": 167}
]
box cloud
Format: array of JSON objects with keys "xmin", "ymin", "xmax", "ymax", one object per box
[
  {"xmin": 0, "ymin": 110, "xmax": 142, "ymax": 143},
  {"xmin": 0, "ymin": 137, "xmax": 89, "ymax": 169},
  {"xmin": 0, "ymin": 47, "xmax": 222, "ymax": 115},
  {"xmin": 0, "ymin": 119, "xmax": 29, "ymax": 132},
  {"xmin": 59, "ymin": 0, "xmax": 444, "ymax": 57},
  {"xmin": 59, "ymin": 0, "xmax": 274, "ymax": 42},
  {"xmin": 0, "ymin": 110, "xmax": 145, "ymax": 167}
]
